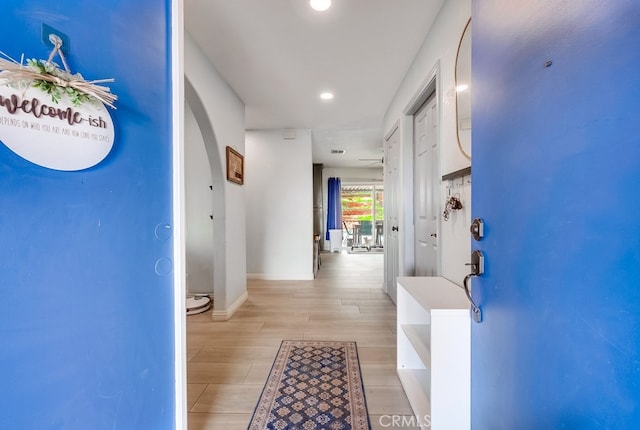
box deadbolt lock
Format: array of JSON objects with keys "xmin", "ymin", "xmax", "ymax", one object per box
[{"xmin": 470, "ymin": 218, "xmax": 485, "ymax": 241}]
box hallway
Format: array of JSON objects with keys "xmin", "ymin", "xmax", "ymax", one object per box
[{"xmin": 187, "ymin": 251, "xmax": 418, "ymax": 429}]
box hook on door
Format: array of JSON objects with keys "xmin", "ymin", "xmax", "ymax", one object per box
[{"xmin": 464, "ymin": 250, "xmax": 484, "ymax": 323}]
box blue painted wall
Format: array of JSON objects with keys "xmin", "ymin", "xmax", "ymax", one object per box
[
  {"xmin": 0, "ymin": 1, "xmax": 175, "ymax": 429},
  {"xmin": 472, "ymin": 0, "xmax": 640, "ymax": 428}
]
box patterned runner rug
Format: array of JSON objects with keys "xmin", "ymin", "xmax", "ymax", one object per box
[{"xmin": 248, "ymin": 340, "xmax": 371, "ymax": 430}]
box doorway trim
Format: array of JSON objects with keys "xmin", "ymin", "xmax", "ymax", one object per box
[
  {"xmin": 383, "ymin": 121, "xmax": 400, "ymax": 300},
  {"xmin": 171, "ymin": 0, "xmax": 186, "ymax": 427},
  {"xmin": 403, "ymin": 62, "xmax": 440, "ymax": 116},
  {"xmin": 402, "ymin": 61, "xmax": 442, "ymax": 276},
  {"xmin": 184, "ymin": 78, "xmax": 228, "ymax": 313}
]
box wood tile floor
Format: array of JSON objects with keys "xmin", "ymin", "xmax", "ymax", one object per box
[{"xmin": 187, "ymin": 251, "xmax": 420, "ymax": 429}]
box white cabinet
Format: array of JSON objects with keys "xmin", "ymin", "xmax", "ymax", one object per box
[{"xmin": 397, "ymin": 277, "xmax": 470, "ymax": 430}]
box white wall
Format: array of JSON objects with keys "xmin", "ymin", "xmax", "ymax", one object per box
[
  {"xmin": 245, "ymin": 129, "xmax": 314, "ymax": 280},
  {"xmin": 185, "ymin": 102, "xmax": 214, "ymax": 295},
  {"xmin": 383, "ymin": 0, "xmax": 472, "ymax": 285},
  {"xmin": 320, "ymin": 167, "xmax": 383, "ymax": 251},
  {"xmin": 184, "ymin": 32, "xmax": 248, "ymax": 314}
]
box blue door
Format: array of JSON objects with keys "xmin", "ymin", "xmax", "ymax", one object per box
[
  {"xmin": 0, "ymin": 1, "xmax": 177, "ymax": 428},
  {"xmin": 471, "ymin": 0, "xmax": 640, "ymax": 428}
]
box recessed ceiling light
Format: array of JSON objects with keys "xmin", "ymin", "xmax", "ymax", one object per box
[
  {"xmin": 310, "ymin": 0, "xmax": 331, "ymax": 12},
  {"xmin": 320, "ymin": 92, "xmax": 334, "ymax": 100}
]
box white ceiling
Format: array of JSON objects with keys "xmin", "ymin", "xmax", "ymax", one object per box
[{"xmin": 185, "ymin": 0, "xmax": 444, "ymax": 168}]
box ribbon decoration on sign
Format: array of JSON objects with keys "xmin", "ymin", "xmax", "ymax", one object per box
[{"xmin": 0, "ymin": 34, "xmax": 117, "ymax": 109}]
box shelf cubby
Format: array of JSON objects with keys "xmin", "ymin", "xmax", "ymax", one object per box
[{"xmin": 397, "ymin": 276, "xmax": 471, "ymax": 430}]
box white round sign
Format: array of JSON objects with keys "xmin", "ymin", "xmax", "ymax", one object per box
[{"xmin": 0, "ymin": 85, "xmax": 115, "ymax": 171}]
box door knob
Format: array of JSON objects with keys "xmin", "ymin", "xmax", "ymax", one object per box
[
  {"xmin": 464, "ymin": 250, "xmax": 484, "ymax": 323},
  {"xmin": 465, "ymin": 250, "xmax": 484, "ymax": 275}
]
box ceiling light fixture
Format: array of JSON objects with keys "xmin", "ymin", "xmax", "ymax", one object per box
[
  {"xmin": 456, "ymin": 84, "xmax": 469, "ymax": 92},
  {"xmin": 310, "ymin": 0, "xmax": 331, "ymax": 12},
  {"xmin": 320, "ymin": 92, "xmax": 334, "ymax": 101}
]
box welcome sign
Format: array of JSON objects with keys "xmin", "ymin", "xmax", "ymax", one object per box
[
  {"xmin": 0, "ymin": 85, "xmax": 115, "ymax": 171},
  {"xmin": 0, "ymin": 33, "xmax": 117, "ymax": 171}
]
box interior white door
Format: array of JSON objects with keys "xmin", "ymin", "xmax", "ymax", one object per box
[
  {"xmin": 384, "ymin": 125, "xmax": 400, "ymax": 304},
  {"xmin": 413, "ymin": 92, "xmax": 439, "ymax": 276}
]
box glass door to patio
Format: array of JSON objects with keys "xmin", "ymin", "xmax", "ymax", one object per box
[{"xmin": 341, "ymin": 184, "xmax": 384, "ymax": 251}]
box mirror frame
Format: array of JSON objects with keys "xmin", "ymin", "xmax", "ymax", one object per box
[{"xmin": 455, "ymin": 18, "xmax": 472, "ymax": 161}]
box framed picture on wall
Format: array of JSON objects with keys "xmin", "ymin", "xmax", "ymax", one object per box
[{"xmin": 226, "ymin": 146, "xmax": 244, "ymax": 185}]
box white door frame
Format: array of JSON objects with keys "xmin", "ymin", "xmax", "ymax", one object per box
[
  {"xmin": 171, "ymin": 0, "xmax": 187, "ymax": 428},
  {"xmin": 383, "ymin": 122, "xmax": 400, "ymax": 302},
  {"xmin": 401, "ymin": 61, "xmax": 441, "ymax": 277}
]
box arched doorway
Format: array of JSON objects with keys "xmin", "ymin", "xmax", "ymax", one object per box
[{"xmin": 184, "ymin": 77, "xmax": 226, "ymax": 313}]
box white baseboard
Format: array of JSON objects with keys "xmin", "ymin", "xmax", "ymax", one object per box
[
  {"xmin": 247, "ymin": 272, "xmax": 315, "ymax": 281},
  {"xmin": 211, "ymin": 290, "xmax": 248, "ymax": 321}
]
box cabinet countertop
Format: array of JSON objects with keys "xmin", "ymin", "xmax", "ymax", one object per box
[{"xmin": 397, "ymin": 276, "xmax": 470, "ymax": 311}]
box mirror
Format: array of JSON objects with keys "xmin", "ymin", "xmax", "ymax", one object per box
[{"xmin": 455, "ymin": 18, "xmax": 472, "ymax": 160}]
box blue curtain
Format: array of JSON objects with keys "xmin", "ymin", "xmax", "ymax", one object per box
[{"xmin": 326, "ymin": 177, "xmax": 342, "ymax": 240}]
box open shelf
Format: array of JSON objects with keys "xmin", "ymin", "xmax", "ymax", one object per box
[
  {"xmin": 397, "ymin": 369, "xmax": 431, "ymax": 420},
  {"xmin": 397, "ymin": 277, "xmax": 470, "ymax": 430},
  {"xmin": 401, "ymin": 324, "xmax": 431, "ymax": 367}
]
